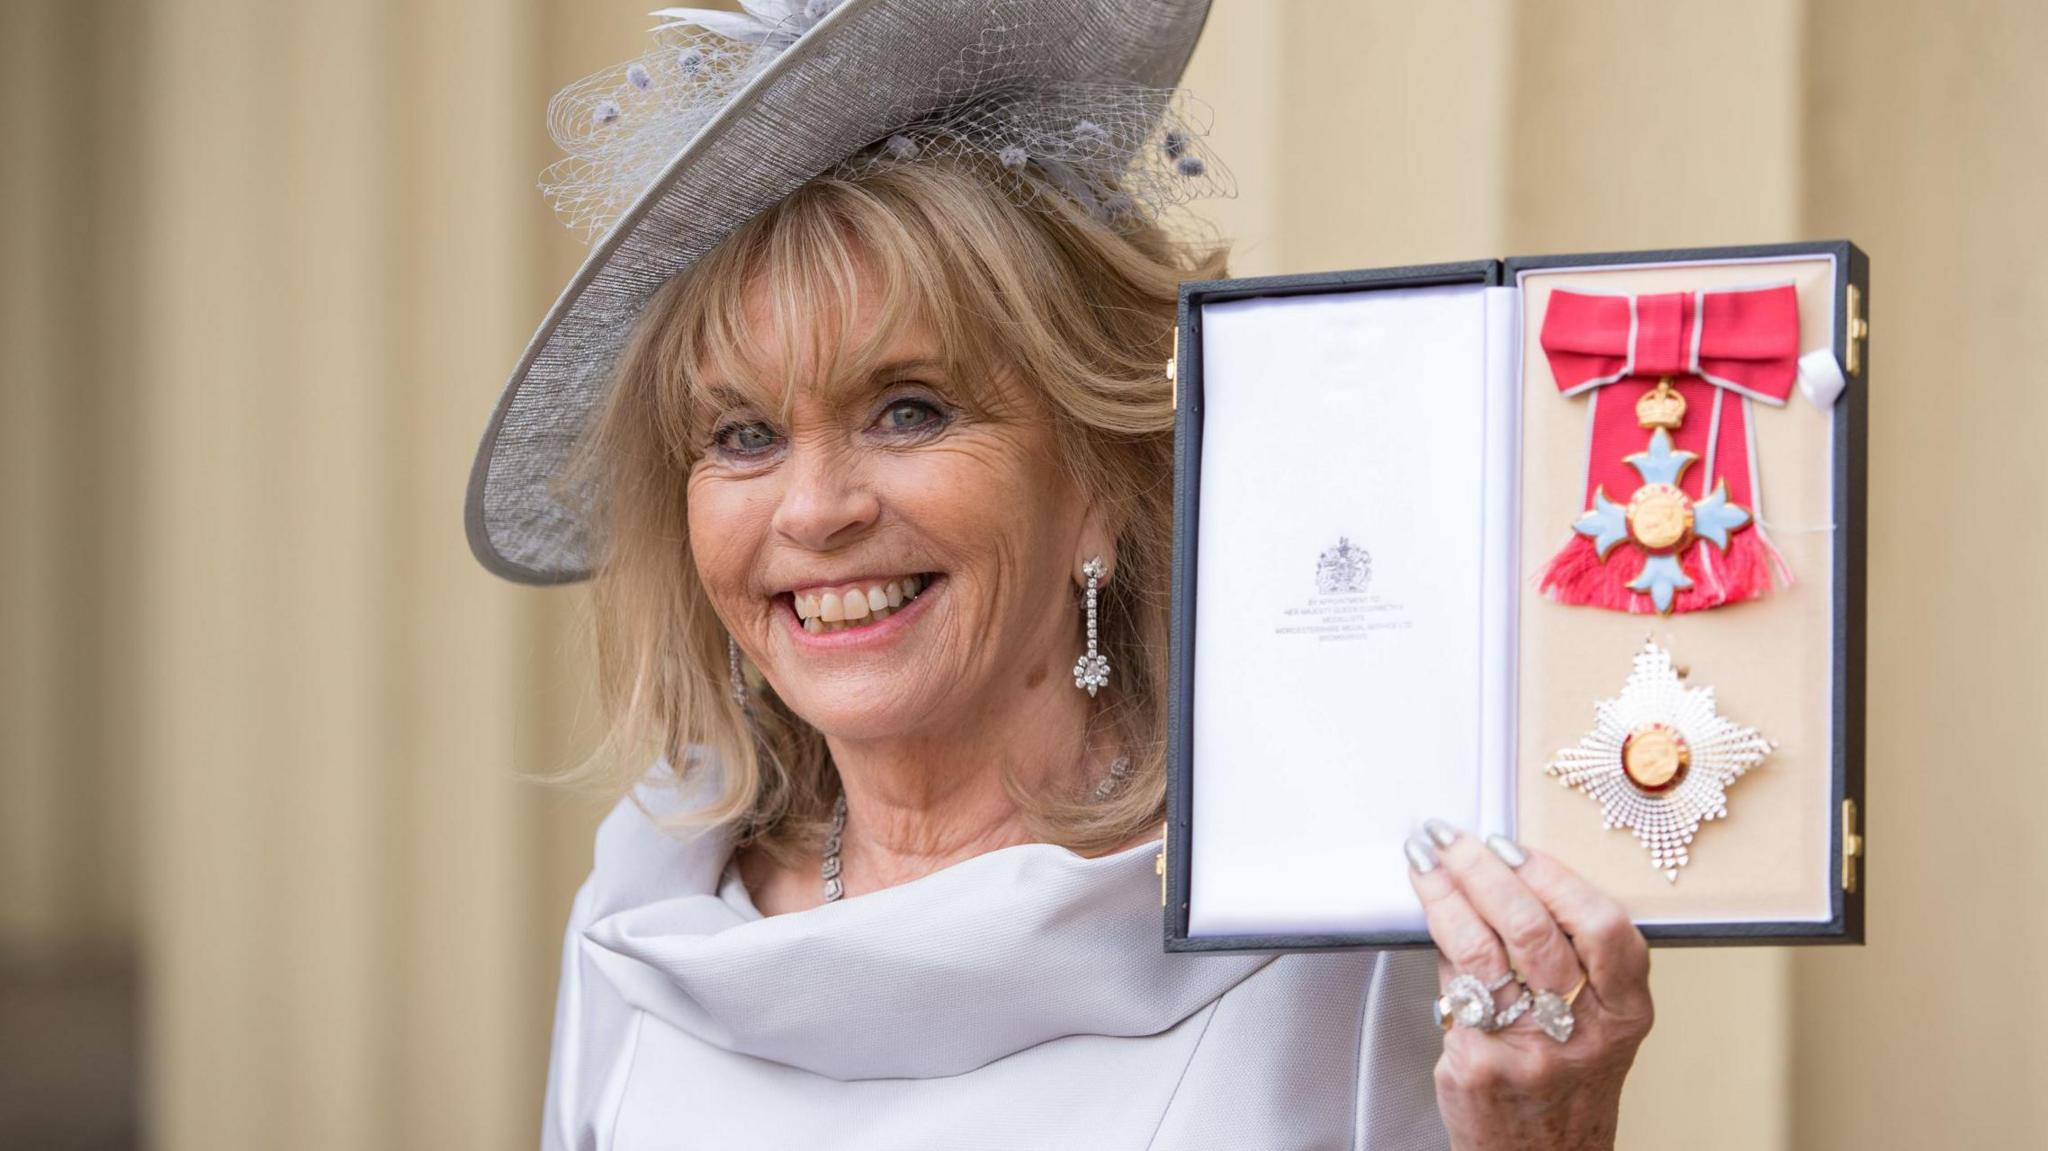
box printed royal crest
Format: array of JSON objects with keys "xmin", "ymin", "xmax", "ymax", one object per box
[{"xmin": 1315, "ymin": 537, "xmax": 1373, "ymax": 595}]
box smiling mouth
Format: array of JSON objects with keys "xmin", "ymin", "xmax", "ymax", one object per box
[{"xmin": 787, "ymin": 574, "xmax": 937, "ymax": 634}]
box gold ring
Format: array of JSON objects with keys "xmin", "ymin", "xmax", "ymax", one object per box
[{"xmin": 1562, "ymin": 971, "xmax": 1589, "ymax": 1008}]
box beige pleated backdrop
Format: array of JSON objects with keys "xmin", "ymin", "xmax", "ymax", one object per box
[{"xmin": 2, "ymin": 1, "xmax": 2043, "ymax": 1148}]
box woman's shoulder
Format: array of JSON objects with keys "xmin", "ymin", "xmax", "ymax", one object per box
[{"xmin": 580, "ymin": 754, "xmax": 738, "ymax": 921}]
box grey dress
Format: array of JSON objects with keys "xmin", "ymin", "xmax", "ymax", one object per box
[{"xmin": 542, "ymin": 777, "xmax": 1451, "ymax": 1149}]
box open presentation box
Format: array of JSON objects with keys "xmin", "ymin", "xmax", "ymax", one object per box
[{"xmin": 1164, "ymin": 242, "xmax": 1868, "ymax": 950}]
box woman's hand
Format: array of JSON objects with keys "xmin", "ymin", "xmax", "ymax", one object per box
[{"xmin": 1406, "ymin": 821, "xmax": 1654, "ymax": 1151}]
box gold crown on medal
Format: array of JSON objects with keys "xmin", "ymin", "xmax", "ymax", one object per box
[{"xmin": 1635, "ymin": 376, "xmax": 1687, "ymax": 430}]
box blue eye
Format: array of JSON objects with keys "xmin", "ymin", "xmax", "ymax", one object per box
[
  {"xmin": 879, "ymin": 398, "xmax": 941, "ymax": 432},
  {"xmin": 714, "ymin": 421, "xmax": 777, "ymax": 455}
]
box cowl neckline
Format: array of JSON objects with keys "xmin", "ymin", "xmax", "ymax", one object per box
[{"xmin": 577, "ymin": 781, "xmax": 1275, "ymax": 1081}]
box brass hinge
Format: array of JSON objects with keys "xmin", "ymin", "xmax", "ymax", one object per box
[
  {"xmin": 1156, "ymin": 821, "xmax": 1169, "ymax": 907},
  {"xmin": 1842, "ymin": 798, "xmax": 1864, "ymax": 893},
  {"xmin": 1844, "ymin": 284, "xmax": 1868, "ymax": 378},
  {"xmin": 1167, "ymin": 324, "xmax": 1179, "ymax": 411}
]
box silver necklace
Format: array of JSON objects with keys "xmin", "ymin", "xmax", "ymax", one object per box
[
  {"xmin": 820, "ymin": 756, "xmax": 1130, "ymax": 904},
  {"xmin": 821, "ymin": 792, "xmax": 847, "ymax": 902}
]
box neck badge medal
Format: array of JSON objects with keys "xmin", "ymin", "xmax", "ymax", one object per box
[{"xmin": 1534, "ymin": 283, "xmax": 1844, "ymax": 615}]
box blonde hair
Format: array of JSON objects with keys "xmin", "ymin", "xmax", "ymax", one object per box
[{"xmin": 561, "ymin": 151, "xmax": 1226, "ymax": 866}]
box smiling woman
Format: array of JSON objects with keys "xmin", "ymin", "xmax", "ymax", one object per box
[
  {"xmin": 562, "ymin": 152, "xmax": 1222, "ymax": 874},
  {"xmin": 474, "ymin": 3, "xmax": 1657, "ymax": 1147}
]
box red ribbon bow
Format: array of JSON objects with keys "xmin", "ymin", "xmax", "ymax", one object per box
[
  {"xmin": 1540, "ymin": 284, "xmax": 1801, "ymax": 403},
  {"xmin": 1536, "ymin": 283, "xmax": 1801, "ymax": 614}
]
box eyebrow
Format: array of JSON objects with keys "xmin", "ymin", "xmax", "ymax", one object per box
[
  {"xmin": 696, "ymin": 384, "xmax": 761, "ymax": 414},
  {"xmin": 858, "ymin": 355, "xmax": 949, "ymax": 388},
  {"xmin": 699, "ymin": 355, "xmax": 951, "ymax": 414}
]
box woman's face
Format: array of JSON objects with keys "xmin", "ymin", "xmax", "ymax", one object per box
[{"xmin": 686, "ymin": 274, "xmax": 1099, "ymax": 746}]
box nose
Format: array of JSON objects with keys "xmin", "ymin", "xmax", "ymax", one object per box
[{"xmin": 769, "ymin": 438, "xmax": 881, "ymax": 551}]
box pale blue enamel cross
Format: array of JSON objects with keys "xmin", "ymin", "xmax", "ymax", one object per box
[{"xmin": 1573, "ymin": 428, "xmax": 1752, "ymax": 614}]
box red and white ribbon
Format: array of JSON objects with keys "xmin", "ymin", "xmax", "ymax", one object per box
[{"xmin": 1536, "ymin": 282, "xmax": 1837, "ymax": 614}]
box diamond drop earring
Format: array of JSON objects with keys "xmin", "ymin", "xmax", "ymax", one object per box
[
  {"xmin": 728, "ymin": 634, "xmax": 748, "ymax": 711},
  {"xmin": 1072, "ymin": 557, "xmax": 1111, "ymax": 697}
]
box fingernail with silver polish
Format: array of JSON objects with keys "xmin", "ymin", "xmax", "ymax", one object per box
[
  {"xmin": 1404, "ymin": 835, "xmax": 1439, "ymax": 874},
  {"xmin": 1424, "ymin": 819, "xmax": 1459, "ymax": 849},
  {"xmin": 1486, "ymin": 834, "xmax": 1528, "ymax": 868}
]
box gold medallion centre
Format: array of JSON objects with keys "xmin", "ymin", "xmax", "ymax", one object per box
[
  {"xmin": 1626, "ymin": 483, "xmax": 1694, "ymax": 552},
  {"xmin": 1621, "ymin": 723, "xmax": 1691, "ymax": 792}
]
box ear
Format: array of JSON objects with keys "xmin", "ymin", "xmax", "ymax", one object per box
[{"xmin": 1074, "ymin": 501, "xmax": 1117, "ymax": 586}]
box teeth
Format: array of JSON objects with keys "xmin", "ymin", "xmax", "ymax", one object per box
[{"xmin": 791, "ymin": 574, "xmax": 933, "ymax": 631}]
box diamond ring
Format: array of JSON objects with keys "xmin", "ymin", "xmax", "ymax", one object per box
[
  {"xmin": 1434, "ymin": 969, "xmax": 1519, "ymax": 1032},
  {"xmin": 1517, "ymin": 972, "xmax": 1589, "ymax": 1043},
  {"xmin": 1493, "ymin": 985, "xmax": 1535, "ymax": 1029}
]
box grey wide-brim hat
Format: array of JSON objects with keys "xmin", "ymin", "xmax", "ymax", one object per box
[{"xmin": 464, "ymin": 0, "xmax": 1216, "ymax": 585}]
